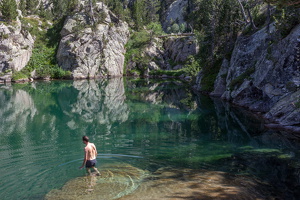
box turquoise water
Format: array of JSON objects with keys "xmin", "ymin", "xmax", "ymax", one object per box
[{"xmin": 0, "ymin": 78, "xmax": 299, "ymax": 199}]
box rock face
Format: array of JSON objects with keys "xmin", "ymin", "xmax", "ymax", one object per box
[
  {"xmin": 208, "ymin": 23, "xmax": 300, "ymax": 128},
  {"xmin": 0, "ymin": 21, "xmax": 34, "ymax": 82},
  {"xmin": 163, "ymin": 36, "xmax": 199, "ymax": 64},
  {"xmin": 162, "ymin": 0, "xmax": 188, "ymax": 31},
  {"xmin": 126, "ymin": 36, "xmax": 198, "ymax": 76},
  {"xmin": 56, "ymin": 2, "xmax": 130, "ymax": 79}
]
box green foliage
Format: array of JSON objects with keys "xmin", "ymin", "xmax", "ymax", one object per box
[
  {"xmin": 125, "ymin": 30, "xmax": 152, "ymax": 70},
  {"xmin": 26, "ymin": 0, "xmax": 39, "ymax": 15},
  {"xmin": 0, "ymin": 33, "xmax": 9, "ymax": 40},
  {"xmin": 52, "ymin": 0, "xmax": 80, "ymax": 19},
  {"xmin": 19, "ymin": 0, "xmax": 26, "ymax": 15},
  {"xmin": 12, "ymin": 17, "xmax": 70, "ymax": 80},
  {"xmin": 146, "ymin": 22, "xmax": 163, "ymax": 36},
  {"xmin": 1, "ymin": 0, "xmax": 18, "ymax": 21},
  {"xmin": 149, "ymin": 69, "xmax": 185, "ymax": 77},
  {"xmin": 132, "ymin": 0, "xmax": 146, "ymax": 30},
  {"xmin": 264, "ymin": 0, "xmax": 300, "ymax": 8},
  {"xmin": 179, "ymin": 23, "xmax": 187, "ymax": 33},
  {"xmin": 295, "ymin": 101, "xmax": 300, "ymax": 109},
  {"xmin": 46, "ymin": 18, "xmax": 66, "ymax": 48},
  {"xmin": 229, "ymin": 67, "xmax": 255, "ymax": 90},
  {"xmin": 125, "ymin": 30, "xmax": 151, "ymax": 49},
  {"xmin": 183, "ymin": 55, "xmax": 201, "ymax": 76},
  {"xmin": 20, "ymin": 17, "xmax": 50, "ymax": 46},
  {"xmin": 171, "ymin": 23, "xmax": 180, "ymax": 33},
  {"xmin": 36, "ymin": 65, "xmax": 71, "ymax": 79},
  {"xmin": 273, "ymin": 7, "xmax": 300, "ymax": 37},
  {"xmin": 200, "ymin": 58, "xmax": 223, "ymax": 92},
  {"xmin": 144, "ymin": 0, "xmax": 160, "ymax": 23},
  {"xmin": 11, "ymin": 71, "xmax": 28, "ymax": 81}
]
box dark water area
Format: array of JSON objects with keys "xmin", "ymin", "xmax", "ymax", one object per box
[{"xmin": 0, "ymin": 78, "xmax": 299, "ymax": 200}]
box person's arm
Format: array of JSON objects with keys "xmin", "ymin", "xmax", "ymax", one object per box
[
  {"xmin": 79, "ymin": 148, "xmax": 87, "ymax": 169},
  {"xmin": 94, "ymin": 144, "xmax": 98, "ymax": 156}
]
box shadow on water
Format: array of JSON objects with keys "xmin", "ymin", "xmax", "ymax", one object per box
[{"xmin": 0, "ymin": 78, "xmax": 300, "ymax": 199}]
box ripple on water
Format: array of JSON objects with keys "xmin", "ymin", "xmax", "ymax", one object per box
[{"xmin": 45, "ymin": 163, "xmax": 148, "ymax": 200}]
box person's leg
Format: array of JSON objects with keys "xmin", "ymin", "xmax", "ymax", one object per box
[
  {"xmin": 92, "ymin": 166, "xmax": 100, "ymax": 176},
  {"xmin": 86, "ymin": 167, "xmax": 92, "ymax": 175}
]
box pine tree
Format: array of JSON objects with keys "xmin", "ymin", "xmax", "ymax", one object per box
[
  {"xmin": 1, "ymin": 0, "xmax": 18, "ymax": 21},
  {"xmin": 19, "ymin": 0, "xmax": 27, "ymax": 15},
  {"xmin": 132, "ymin": 0, "xmax": 146, "ymax": 30},
  {"xmin": 144, "ymin": 0, "xmax": 160, "ymax": 24},
  {"xmin": 265, "ymin": 0, "xmax": 300, "ymax": 7},
  {"xmin": 26, "ymin": 0, "xmax": 39, "ymax": 15}
]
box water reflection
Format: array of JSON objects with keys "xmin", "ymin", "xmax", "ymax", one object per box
[
  {"xmin": 0, "ymin": 88, "xmax": 37, "ymax": 137},
  {"xmin": 0, "ymin": 78, "xmax": 299, "ymax": 199},
  {"xmin": 65, "ymin": 79, "xmax": 129, "ymax": 134}
]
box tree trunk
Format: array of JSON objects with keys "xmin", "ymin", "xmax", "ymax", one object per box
[
  {"xmin": 246, "ymin": 7, "xmax": 257, "ymax": 30},
  {"xmin": 89, "ymin": 0, "xmax": 95, "ymax": 25},
  {"xmin": 236, "ymin": 0, "xmax": 249, "ymax": 23}
]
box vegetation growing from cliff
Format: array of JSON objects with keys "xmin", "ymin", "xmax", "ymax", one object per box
[
  {"xmin": 0, "ymin": 0, "xmax": 18, "ymax": 21},
  {"xmin": 229, "ymin": 66, "xmax": 256, "ymax": 91},
  {"xmin": 1, "ymin": 0, "xmax": 300, "ymax": 83},
  {"xmin": 124, "ymin": 22, "xmax": 164, "ymax": 75},
  {"xmin": 11, "ymin": 16, "xmax": 71, "ymax": 81}
]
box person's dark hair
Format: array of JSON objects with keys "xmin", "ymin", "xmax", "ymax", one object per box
[{"xmin": 82, "ymin": 136, "xmax": 89, "ymax": 142}]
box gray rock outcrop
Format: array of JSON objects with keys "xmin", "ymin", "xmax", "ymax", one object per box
[
  {"xmin": 208, "ymin": 23, "xmax": 300, "ymax": 128},
  {"xmin": 0, "ymin": 21, "xmax": 34, "ymax": 82},
  {"xmin": 162, "ymin": 0, "xmax": 188, "ymax": 31},
  {"xmin": 163, "ymin": 36, "xmax": 199, "ymax": 64},
  {"xmin": 56, "ymin": 3, "xmax": 130, "ymax": 79},
  {"xmin": 126, "ymin": 35, "xmax": 198, "ymax": 76}
]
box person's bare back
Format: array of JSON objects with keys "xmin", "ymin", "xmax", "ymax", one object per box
[
  {"xmin": 85, "ymin": 143, "xmax": 97, "ymax": 160},
  {"xmin": 80, "ymin": 136, "xmax": 100, "ymax": 176}
]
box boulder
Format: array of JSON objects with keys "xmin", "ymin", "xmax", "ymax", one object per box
[
  {"xmin": 57, "ymin": 3, "xmax": 130, "ymax": 79},
  {"xmin": 0, "ymin": 22, "xmax": 34, "ymax": 81},
  {"xmin": 163, "ymin": 36, "xmax": 199, "ymax": 63}
]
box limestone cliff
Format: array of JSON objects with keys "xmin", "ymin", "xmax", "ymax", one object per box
[
  {"xmin": 126, "ymin": 35, "xmax": 198, "ymax": 77},
  {"xmin": 206, "ymin": 24, "xmax": 300, "ymax": 129},
  {"xmin": 56, "ymin": 2, "xmax": 130, "ymax": 79},
  {"xmin": 0, "ymin": 20, "xmax": 34, "ymax": 83}
]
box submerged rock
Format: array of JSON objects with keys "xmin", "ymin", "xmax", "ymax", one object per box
[
  {"xmin": 118, "ymin": 167, "xmax": 279, "ymax": 200},
  {"xmin": 45, "ymin": 163, "xmax": 148, "ymax": 200},
  {"xmin": 45, "ymin": 163, "xmax": 279, "ymax": 200}
]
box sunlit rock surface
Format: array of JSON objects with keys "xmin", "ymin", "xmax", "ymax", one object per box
[
  {"xmin": 0, "ymin": 21, "xmax": 34, "ymax": 82},
  {"xmin": 57, "ymin": 2, "xmax": 130, "ymax": 79}
]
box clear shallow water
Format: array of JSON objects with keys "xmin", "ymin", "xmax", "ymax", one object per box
[{"xmin": 0, "ymin": 78, "xmax": 299, "ymax": 200}]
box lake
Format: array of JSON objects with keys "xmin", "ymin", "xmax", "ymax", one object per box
[{"xmin": 0, "ymin": 78, "xmax": 299, "ymax": 200}]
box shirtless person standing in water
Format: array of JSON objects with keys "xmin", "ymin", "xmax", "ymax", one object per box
[{"xmin": 79, "ymin": 136, "xmax": 100, "ymax": 176}]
